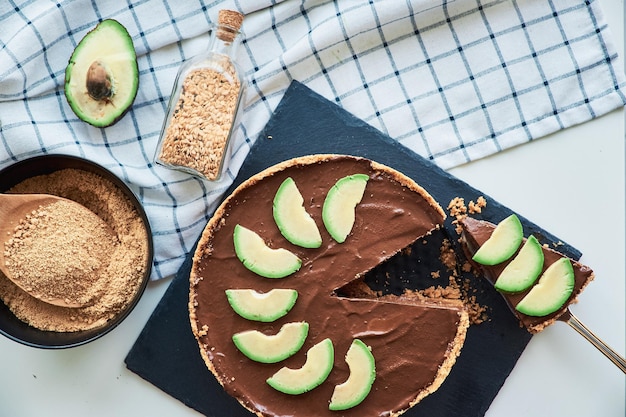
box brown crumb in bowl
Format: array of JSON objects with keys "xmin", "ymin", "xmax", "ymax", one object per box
[
  {"xmin": 0, "ymin": 169, "xmax": 149, "ymax": 332},
  {"xmin": 4, "ymin": 200, "xmax": 118, "ymax": 306}
]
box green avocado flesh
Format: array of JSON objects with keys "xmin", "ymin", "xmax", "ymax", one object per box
[
  {"xmin": 515, "ymin": 257, "xmax": 575, "ymax": 317},
  {"xmin": 266, "ymin": 338, "xmax": 334, "ymax": 395},
  {"xmin": 329, "ymin": 339, "xmax": 376, "ymax": 410},
  {"xmin": 494, "ymin": 235, "xmax": 544, "ymax": 293},
  {"xmin": 232, "ymin": 322, "xmax": 309, "ymax": 364},
  {"xmin": 273, "ymin": 177, "xmax": 322, "ymax": 249},
  {"xmin": 233, "ymin": 224, "xmax": 302, "ymax": 278},
  {"xmin": 64, "ymin": 19, "xmax": 138, "ymax": 127},
  {"xmin": 322, "ymin": 174, "xmax": 369, "ymax": 243},
  {"xmin": 472, "ymin": 214, "xmax": 523, "ymax": 266},
  {"xmin": 225, "ymin": 289, "xmax": 298, "ymax": 322}
]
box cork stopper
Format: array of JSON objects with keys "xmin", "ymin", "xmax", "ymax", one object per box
[{"xmin": 217, "ymin": 9, "xmax": 244, "ymax": 42}]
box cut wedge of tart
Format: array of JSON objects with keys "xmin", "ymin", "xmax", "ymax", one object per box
[
  {"xmin": 189, "ymin": 155, "xmax": 469, "ymax": 417},
  {"xmin": 460, "ymin": 216, "xmax": 594, "ymax": 333}
]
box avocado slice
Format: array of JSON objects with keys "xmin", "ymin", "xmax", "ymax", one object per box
[
  {"xmin": 322, "ymin": 174, "xmax": 369, "ymax": 243},
  {"xmin": 233, "ymin": 224, "xmax": 302, "ymax": 279},
  {"xmin": 494, "ymin": 235, "xmax": 544, "ymax": 293},
  {"xmin": 266, "ymin": 338, "xmax": 334, "ymax": 395},
  {"xmin": 273, "ymin": 177, "xmax": 322, "ymax": 249},
  {"xmin": 515, "ymin": 257, "xmax": 575, "ymax": 317},
  {"xmin": 472, "ymin": 214, "xmax": 523, "ymax": 266},
  {"xmin": 329, "ymin": 339, "xmax": 376, "ymax": 411},
  {"xmin": 232, "ymin": 321, "xmax": 309, "ymax": 363},
  {"xmin": 225, "ymin": 288, "xmax": 298, "ymax": 322},
  {"xmin": 64, "ymin": 19, "xmax": 138, "ymax": 127}
]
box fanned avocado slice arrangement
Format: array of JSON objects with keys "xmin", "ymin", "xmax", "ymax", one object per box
[
  {"xmin": 228, "ymin": 174, "xmax": 378, "ymax": 410},
  {"xmin": 64, "ymin": 19, "xmax": 139, "ymax": 127}
]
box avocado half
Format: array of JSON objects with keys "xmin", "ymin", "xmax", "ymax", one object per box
[{"xmin": 64, "ymin": 19, "xmax": 139, "ymax": 127}]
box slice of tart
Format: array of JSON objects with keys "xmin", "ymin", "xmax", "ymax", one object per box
[
  {"xmin": 459, "ymin": 216, "xmax": 594, "ymax": 333},
  {"xmin": 189, "ymin": 155, "xmax": 469, "ymax": 417}
]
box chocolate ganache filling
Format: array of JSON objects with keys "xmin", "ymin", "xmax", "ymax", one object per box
[{"xmin": 190, "ymin": 155, "xmax": 469, "ymax": 417}]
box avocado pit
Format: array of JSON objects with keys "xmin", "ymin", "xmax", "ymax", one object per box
[{"xmin": 86, "ymin": 61, "xmax": 113, "ymax": 101}]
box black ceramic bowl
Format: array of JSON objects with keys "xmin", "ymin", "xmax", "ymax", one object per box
[{"xmin": 0, "ymin": 155, "xmax": 153, "ymax": 349}]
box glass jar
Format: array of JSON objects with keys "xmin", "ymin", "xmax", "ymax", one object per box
[{"xmin": 155, "ymin": 10, "xmax": 245, "ymax": 182}]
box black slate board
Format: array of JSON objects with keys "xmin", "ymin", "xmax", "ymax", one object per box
[{"xmin": 125, "ymin": 81, "xmax": 582, "ymax": 417}]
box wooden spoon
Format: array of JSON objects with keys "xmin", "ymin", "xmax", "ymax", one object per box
[{"xmin": 0, "ymin": 193, "xmax": 91, "ymax": 308}]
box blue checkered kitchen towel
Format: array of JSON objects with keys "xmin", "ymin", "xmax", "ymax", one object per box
[{"xmin": 1, "ymin": 0, "xmax": 624, "ymax": 280}]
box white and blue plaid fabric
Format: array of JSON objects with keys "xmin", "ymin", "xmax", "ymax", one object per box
[{"xmin": 1, "ymin": 0, "xmax": 624, "ymax": 280}]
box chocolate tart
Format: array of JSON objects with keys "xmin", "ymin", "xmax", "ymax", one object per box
[
  {"xmin": 189, "ymin": 154, "xmax": 469, "ymax": 417},
  {"xmin": 460, "ymin": 216, "xmax": 595, "ymax": 333}
]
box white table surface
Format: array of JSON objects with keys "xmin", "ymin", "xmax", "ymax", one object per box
[{"xmin": 1, "ymin": 2, "xmax": 624, "ymax": 416}]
